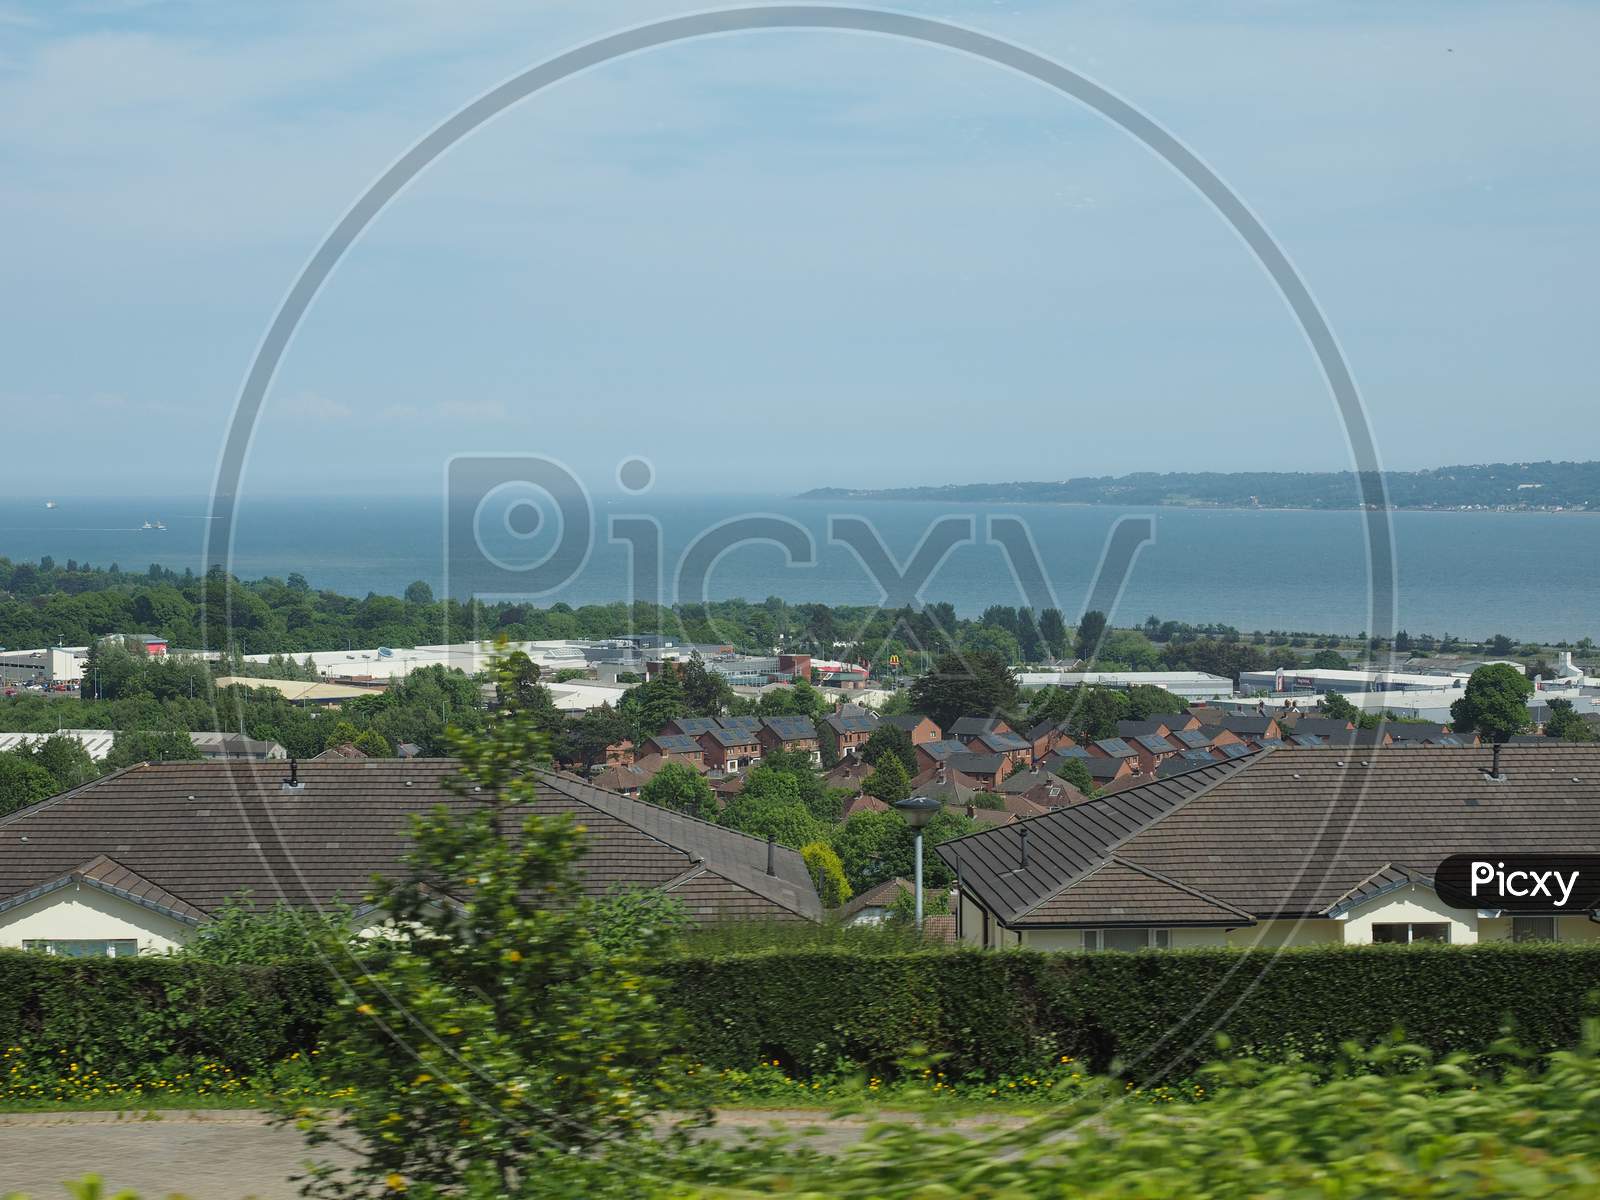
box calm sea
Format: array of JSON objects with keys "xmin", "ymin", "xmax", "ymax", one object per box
[{"xmin": 0, "ymin": 494, "xmax": 1594, "ymax": 642}]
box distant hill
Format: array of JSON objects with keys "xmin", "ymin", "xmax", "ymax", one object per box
[{"xmin": 798, "ymin": 462, "xmax": 1600, "ymax": 512}]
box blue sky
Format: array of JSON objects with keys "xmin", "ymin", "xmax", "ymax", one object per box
[{"xmin": 2, "ymin": 1, "xmax": 1595, "ymax": 497}]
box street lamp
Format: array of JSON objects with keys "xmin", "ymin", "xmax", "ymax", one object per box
[{"xmin": 892, "ymin": 793, "xmax": 943, "ymax": 929}]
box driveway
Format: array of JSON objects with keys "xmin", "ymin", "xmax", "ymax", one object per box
[{"xmin": 0, "ymin": 1108, "xmax": 1032, "ymax": 1199}]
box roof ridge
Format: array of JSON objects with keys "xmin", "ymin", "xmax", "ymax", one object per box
[
  {"xmin": 1104, "ymin": 855, "xmax": 1257, "ymax": 921},
  {"xmin": 1001, "ymin": 753, "xmax": 1264, "ymax": 922}
]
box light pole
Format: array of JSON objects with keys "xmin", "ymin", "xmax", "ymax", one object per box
[{"xmin": 892, "ymin": 794, "xmax": 943, "ymax": 929}]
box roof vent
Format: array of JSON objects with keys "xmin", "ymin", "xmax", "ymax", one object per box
[
  {"xmin": 280, "ymin": 758, "xmax": 305, "ymax": 793},
  {"xmin": 1018, "ymin": 827, "xmax": 1031, "ymax": 871},
  {"xmin": 1481, "ymin": 741, "xmax": 1507, "ymax": 783},
  {"xmin": 765, "ymin": 834, "xmax": 776, "ymax": 877},
  {"xmin": 405, "ymin": 780, "xmax": 414, "ymax": 788}
]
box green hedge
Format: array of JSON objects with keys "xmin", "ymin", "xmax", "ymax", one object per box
[
  {"xmin": 661, "ymin": 942, "xmax": 1600, "ymax": 1078},
  {"xmin": 0, "ymin": 951, "xmax": 333, "ymax": 1072},
  {"xmin": 5, "ymin": 943, "xmax": 1600, "ymax": 1083}
]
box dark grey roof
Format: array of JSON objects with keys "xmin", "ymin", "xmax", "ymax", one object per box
[
  {"xmin": 1092, "ymin": 738, "xmax": 1136, "ymax": 758},
  {"xmin": 1289, "ymin": 733, "xmax": 1326, "ymax": 747},
  {"xmin": 1289, "ymin": 718, "xmax": 1357, "ymax": 738},
  {"xmin": 1028, "ymin": 720, "xmax": 1072, "ymax": 741},
  {"xmin": 949, "ymin": 717, "xmax": 1007, "ymax": 737},
  {"xmin": 968, "ymin": 730, "xmax": 1030, "ymax": 754},
  {"xmin": 919, "ymin": 739, "xmax": 969, "ymax": 761},
  {"xmin": 1221, "ymin": 716, "xmax": 1275, "ymax": 735},
  {"xmin": 1118, "ymin": 720, "xmax": 1171, "ymax": 738},
  {"xmin": 1131, "ymin": 734, "xmax": 1176, "ymax": 755},
  {"xmin": 0, "ymin": 761, "xmax": 821, "ymax": 924},
  {"xmin": 956, "ymin": 745, "xmax": 1600, "ymax": 927},
  {"xmin": 936, "ymin": 757, "xmax": 1250, "ymax": 926},
  {"xmin": 648, "ymin": 733, "xmax": 703, "ymax": 754},
  {"xmin": 668, "ymin": 717, "xmax": 722, "ymax": 736},
  {"xmin": 762, "ymin": 716, "xmax": 818, "ymax": 741},
  {"xmin": 1158, "ymin": 749, "xmax": 1219, "ymax": 776},
  {"xmin": 882, "ymin": 715, "xmax": 937, "ymax": 734},
  {"xmin": 1217, "ymin": 742, "xmax": 1254, "ymax": 760},
  {"xmin": 1169, "ymin": 729, "xmax": 1212, "ymax": 750},
  {"xmin": 1321, "ymin": 863, "xmax": 1436, "ymax": 918},
  {"xmin": 824, "ymin": 712, "xmax": 879, "ymax": 734},
  {"xmin": 1016, "ymin": 858, "xmax": 1254, "ymax": 928},
  {"xmin": 1045, "ymin": 745, "xmax": 1091, "ymax": 761},
  {"xmin": 948, "ymin": 752, "xmax": 1005, "ymax": 776},
  {"xmin": 1085, "ymin": 757, "xmax": 1129, "ymax": 780},
  {"xmin": 717, "ymin": 716, "xmax": 763, "ymax": 737},
  {"xmin": 702, "ymin": 726, "xmax": 760, "ymax": 748}
]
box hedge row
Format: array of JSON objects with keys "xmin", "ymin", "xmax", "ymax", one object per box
[
  {"xmin": 5, "ymin": 943, "xmax": 1600, "ymax": 1081},
  {"xmin": 660, "ymin": 942, "xmax": 1600, "ymax": 1078},
  {"xmin": 0, "ymin": 952, "xmax": 333, "ymax": 1072}
]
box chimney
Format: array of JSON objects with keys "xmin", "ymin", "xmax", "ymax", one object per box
[
  {"xmin": 765, "ymin": 833, "xmax": 776, "ymax": 876},
  {"xmin": 1485, "ymin": 739, "xmax": 1506, "ymax": 782},
  {"xmin": 280, "ymin": 758, "xmax": 304, "ymax": 793},
  {"xmin": 1018, "ymin": 826, "xmax": 1030, "ymax": 870}
]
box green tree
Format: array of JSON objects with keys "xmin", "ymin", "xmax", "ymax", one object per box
[
  {"xmin": 103, "ymin": 729, "xmax": 202, "ymax": 769},
  {"xmin": 862, "ymin": 753, "xmax": 912, "ymax": 805},
  {"xmin": 299, "ymin": 654, "xmax": 689, "ymax": 1198},
  {"xmin": 907, "ymin": 649, "xmax": 1019, "ymax": 733},
  {"xmin": 0, "ymin": 751, "xmax": 57, "ymax": 816},
  {"xmin": 887, "ymin": 883, "xmax": 951, "ymax": 921},
  {"xmin": 24, "ymin": 735, "xmax": 99, "ymax": 792},
  {"xmin": 1543, "ymin": 698, "xmax": 1595, "ymax": 742},
  {"xmin": 1038, "ymin": 608, "xmax": 1069, "ymax": 658},
  {"xmin": 181, "ymin": 895, "xmax": 354, "ymax": 964},
  {"xmin": 830, "ymin": 807, "xmax": 973, "ymax": 894},
  {"xmin": 1122, "ymin": 685, "xmax": 1186, "ymax": 722},
  {"xmin": 860, "ymin": 724, "xmax": 918, "ymax": 776},
  {"xmin": 403, "ymin": 580, "xmax": 435, "ymax": 606},
  {"xmin": 1320, "ymin": 691, "xmax": 1360, "ymax": 723},
  {"xmin": 1052, "ymin": 756, "xmax": 1095, "ymax": 797},
  {"xmin": 638, "ymin": 762, "xmax": 717, "ymax": 821},
  {"xmin": 801, "ymin": 841, "xmax": 852, "ymax": 908},
  {"xmin": 1451, "ymin": 663, "xmax": 1534, "ymax": 745},
  {"xmin": 1075, "ymin": 610, "xmax": 1108, "ymax": 660},
  {"xmin": 718, "ymin": 789, "xmax": 824, "ymax": 849},
  {"xmin": 1310, "ymin": 649, "xmax": 1350, "ymax": 670}
]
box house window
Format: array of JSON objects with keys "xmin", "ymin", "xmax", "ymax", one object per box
[
  {"xmin": 23, "ymin": 939, "xmax": 139, "ymax": 958},
  {"xmin": 1082, "ymin": 928, "xmax": 1171, "ymax": 951},
  {"xmin": 1511, "ymin": 916, "xmax": 1557, "ymax": 942},
  {"xmin": 1371, "ymin": 922, "xmax": 1450, "ymax": 944}
]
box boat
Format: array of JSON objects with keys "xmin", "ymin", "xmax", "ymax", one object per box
[
  {"xmin": 44, "ymin": 500, "xmax": 57, "ymax": 509},
  {"xmin": 140, "ymin": 520, "xmax": 167, "ymax": 531}
]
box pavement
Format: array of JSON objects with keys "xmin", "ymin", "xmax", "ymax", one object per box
[{"xmin": 0, "ymin": 1108, "xmax": 1033, "ymax": 1199}]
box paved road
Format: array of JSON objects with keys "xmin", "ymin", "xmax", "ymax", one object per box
[{"xmin": 0, "ymin": 1109, "xmax": 1031, "ymax": 1199}]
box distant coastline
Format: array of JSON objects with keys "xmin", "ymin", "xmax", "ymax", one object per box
[{"xmin": 798, "ymin": 461, "xmax": 1600, "ymax": 514}]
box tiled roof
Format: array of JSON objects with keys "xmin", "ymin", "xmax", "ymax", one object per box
[
  {"xmin": 701, "ymin": 727, "xmax": 760, "ymax": 748},
  {"xmin": 1015, "ymin": 858, "xmax": 1254, "ymax": 927},
  {"xmin": 668, "ymin": 717, "xmax": 723, "ymax": 737},
  {"xmin": 824, "ymin": 712, "xmax": 879, "ymax": 735},
  {"xmin": 950, "ymin": 717, "xmax": 1007, "ymax": 737},
  {"xmin": 1117, "ymin": 720, "xmax": 1170, "ymax": 738},
  {"xmin": 919, "ymin": 740, "xmax": 969, "ymax": 761},
  {"xmin": 1168, "ymin": 729, "xmax": 1212, "ymax": 750},
  {"xmin": 718, "ymin": 716, "xmax": 763, "ymax": 737},
  {"xmin": 839, "ymin": 877, "xmax": 910, "ymax": 919},
  {"xmin": 949, "ymin": 745, "xmax": 1600, "ymax": 929},
  {"xmin": 0, "ymin": 760, "xmax": 820, "ymax": 924},
  {"xmin": 647, "ymin": 734, "xmax": 703, "ymax": 755},
  {"xmin": 762, "ymin": 716, "xmax": 818, "ymax": 741},
  {"xmin": 882, "ymin": 715, "xmax": 938, "ymax": 735},
  {"xmin": 948, "ymin": 752, "xmax": 1005, "ymax": 776},
  {"xmin": 937, "ymin": 757, "xmax": 1248, "ymax": 926},
  {"xmin": 1131, "ymin": 734, "xmax": 1176, "ymax": 755},
  {"xmin": 1092, "ymin": 738, "xmax": 1136, "ymax": 759},
  {"xmin": 968, "ymin": 730, "xmax": 1030, "ymax": 754}
]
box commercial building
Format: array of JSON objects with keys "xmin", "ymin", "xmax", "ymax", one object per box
[{"xmin": 1016, "ymin": 671, "xmax": 1235, "ymax": 702}]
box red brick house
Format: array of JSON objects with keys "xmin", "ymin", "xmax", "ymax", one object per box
[
  {"xmin": 881, "ymin": 714, "xmax": 942, "ymax": 745},
  {"xmin": 697, "ymin": 726, "xmax": 762, "ymax": 772}
]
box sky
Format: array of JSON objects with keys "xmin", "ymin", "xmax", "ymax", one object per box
[{"xmin": 1, "ymin": 0, "xmax": 1596, "ymax": 498}]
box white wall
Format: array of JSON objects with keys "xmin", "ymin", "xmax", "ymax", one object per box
[
  {"xmin": 1339, "ymin": 884, "xmax": 1477, "ymax": 944},
  {"xmin": 0, "ymin": 885, "xmax": 193, "ymax": 954}
]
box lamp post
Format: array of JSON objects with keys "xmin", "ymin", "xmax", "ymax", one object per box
[{"xmin": 892, "ymin": 793, "xmax": 943, "ymax": 929}]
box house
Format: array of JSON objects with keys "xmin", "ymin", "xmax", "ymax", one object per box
[
  {"xmin": 0, "ymin": 760, "xmax": 823, "ymax": 954},
  {"xmin": 939, "ymin": 744, "xmax": 1600, "ymax": 951},
  {"xmin": 880, "ymin": 714, "xmax": 942, "ymax": 745},
  {"xmin": 697, "ymin": 726, "xmax": 762, "ymax": 772},
  {"xmin": 999, "ymin": 768, "xmax": 1087, "ymax": 809},
  {"xmin": 1084, "ymin": 755, "xmax": 1136, "ymax": 787},
  {"xmin": 822, "ymin": 759, "xmax": 874, "ymax": 796},
  {"xmin": 913, "ymin": 739, "xmax": 973, "ymax": 774},
  {"xmin": 590, "ymin": 750, "xmax": 705, "ymax": 796},
  {"xmin": 1085, "ymin": 737, "xmax": 1140, "ymax": 764},
  {"xmin": 188, "ymin": 732, "xmax": 288, "ymax": 762},
  {"xmin": 661, "ymin": 717, "xmax": 723, "ymax": 738},
  {"xmin": 960, "ymin": 729, "xmax": 1032, "ymax": 770},
  {"xmin": 757, "ymin": 716, "xmax": 821, "ymax": 763},
  {"xmin": 1146, "ymin": 712, "xmax": 1201, "ymax": 733},
  {"xmin": 947, "ymin": 753, "xmax": 1010, "ymax": 789},
  {"xmin": 822, "ymin": 709, "xmax": 879, "ymax": 758},
  {"xmin": 839, "ymin": 877, "xmax": 912, "ymax": 924},
  {"xmin": 639, "ymin": 733, "xmax": 708, "ymax": 768},
  {"xmin": 1164, "ymin": 728, "xmax": 1214, "ymax": 754},
  {"xmin": 1024, "ymin": 720, "xmax": 1076, "ymax": 762},
  {"xmin": 602, "ymin": 738, "xmax": 635, "ymax": 766},
  {"xmin": 909, "ymin": 762, "xmax": 980, "ymax": 810},
  {"xmin": 1220, "ymin": 715, "xmax": 1282, "ymax": 743},
  {"xmin": 840, "ymin": 793, "xmax": 890, "ymax": 820},
  {"xmin": 1195, "ymin": 726, "xmax": 1245, "ymax": 753},
  {"xmin": 1285, "ymin": 717, "xmax": 1356, "ymax": 740},
  {"xmin": 1125, "ymin": 733, "xmax": 1179, "ymax": 776},
  {"xmin": 1117, "ymin": 719, "xmax": 1175, "ymax": 741},
  {"xmin": 717, "ymin": 715, "xmax": 764, "ymax": 740},
  {"xmin": 311, "ymin": 742, "xmax": 369, "ymax": 761},
  {"xmin": 948, "ymin": 717, "xmax": 1013, "ymax": 739}
]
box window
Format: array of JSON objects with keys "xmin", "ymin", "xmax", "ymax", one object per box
[
  {"xmin": 1082, "ymin": 928, "xmax": 1171, "ymax": 951},
  {"xmin": 23, "ymin": 939, "xmax": 139, "ymax": 958},
  {"xmin": 1512, "ymin": 916, "xmax": 1557, "ymax": 943},
  {"xmin": 1371, "ymin": 922, "xmax": 1450, "ymax": 945}
]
